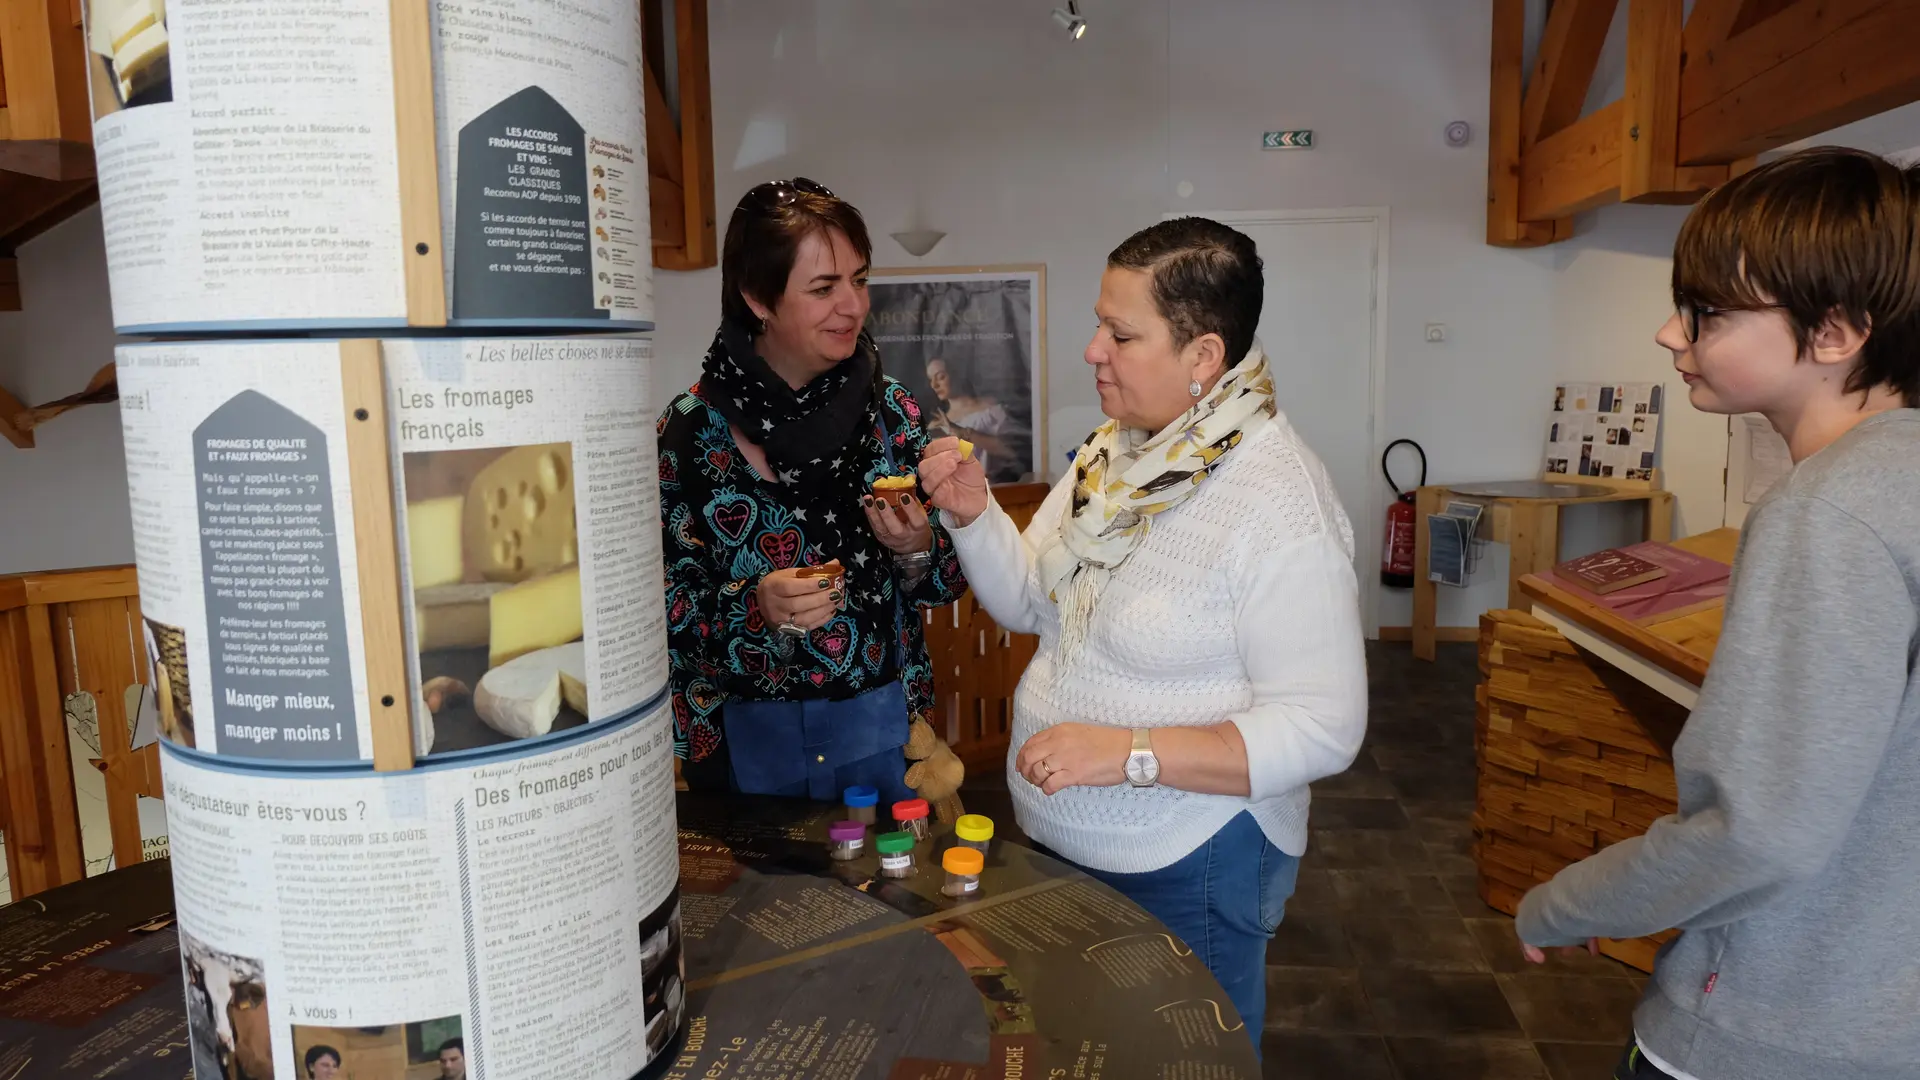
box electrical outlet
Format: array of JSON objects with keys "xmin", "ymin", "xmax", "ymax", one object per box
[{"xmin": 1425, "ymin": 323, "xmax": 1447, "ymax": 343}]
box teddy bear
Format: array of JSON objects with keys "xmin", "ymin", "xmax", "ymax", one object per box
[{"xmin": 904, "ymin": 717, "xmax": 966, "ymax": 823}]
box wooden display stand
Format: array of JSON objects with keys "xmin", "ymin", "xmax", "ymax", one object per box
[
  {"xmin": 1474, "ymin": 608, "xmax": 1683, "ymax": 972},
  {"xmin": 1411, "ymin": 474, "xmax": 1675, "ymax": 660},
  {"xmin": 1472, "ymin": 527, "xmax": 1737, "ymax": 973}
]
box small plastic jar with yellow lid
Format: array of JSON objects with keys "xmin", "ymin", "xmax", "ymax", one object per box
[{"xmin": 953, "ymin": 814, "xmax": 994, "ymax": 854}]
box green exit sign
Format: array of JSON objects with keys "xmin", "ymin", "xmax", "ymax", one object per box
[{"xmin": 1262, "ymin": 130, "xmax": 1314, "ymax": 150}]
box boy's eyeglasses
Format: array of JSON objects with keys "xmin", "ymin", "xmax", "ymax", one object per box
[
  {"xmin": 737, "ymin": 177, "xmax": 835, "ymax": 213},
  {"xmin": 1676, "ymin": 298, "xmax": 1789, "ymax": 343}
]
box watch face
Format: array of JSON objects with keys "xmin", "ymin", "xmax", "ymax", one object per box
[{"xmin": 1126, "ymin": 752, "xmax": 1157, "ymax": 785}]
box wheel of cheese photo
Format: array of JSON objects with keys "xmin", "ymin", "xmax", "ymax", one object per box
[
  {"xmin": 160, "ymin": 696, "xmax": 684, "ymax": 1080},
  {"xmin": 82, "ymin": 0, "xmax": 651, "ymax": 332},
  {"xmin": 115, "ymin": 336, "xmax": 668, "ymax": 765}
]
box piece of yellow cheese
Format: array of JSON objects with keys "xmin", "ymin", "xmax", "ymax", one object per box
[
  {"xmin": 414, "ymin": 582, "xmax": 505, "ymax": 651},
  {"xmin": 89, "ymin": 0, "xmax": 142, "ymax": 56},
  {"xmin": 112, "ymin": 21, "xmax": 168, "ymax": 82},
  {"xmin": 109, "ymin": 0, "xmax": 160, "ymax": 54},
  {"xmin": 488, "ymin": 567, "xmax": 582, "ymax": 666},
  {"xmin": 958, "ymin": 439, "xmax": 975, "ymax": 461},
  {"xmin": 464, "ymin": 443, "xmax": 578, "ymax": 583},
  {"xmin": 406, "ymin": 495, "xmax": 467, "ymax": 589}
]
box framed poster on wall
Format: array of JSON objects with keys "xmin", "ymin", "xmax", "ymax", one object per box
[{"xmin": 867, "ymin": 266, "xmax": 1046, "ymax": 485}]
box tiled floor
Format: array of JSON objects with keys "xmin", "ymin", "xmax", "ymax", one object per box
[{"xmin": 962, "ymin": 641, "xmax": 1646, "ymax": 1080}]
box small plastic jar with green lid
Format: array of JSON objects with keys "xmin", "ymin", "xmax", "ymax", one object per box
[
  {"xmin": 941, "ymin": 846, "xmax": 984, "ymax": 897},
  {"xmin": 953, "ymin": 814, "xmax": 994, "ymax": 854},
  {"xmin": 875, "ymin": 831, "xmax": 917, "ymax": 878}
]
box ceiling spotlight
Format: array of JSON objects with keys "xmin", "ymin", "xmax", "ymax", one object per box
[{"xmin": 1051, "ymin": 1, "xmax": 1087, "ymax": 39}]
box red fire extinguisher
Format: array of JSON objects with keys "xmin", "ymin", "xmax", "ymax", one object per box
[{"xmin": 1381, "ymin": 439, "xmax": 1426, "ymax": 588}]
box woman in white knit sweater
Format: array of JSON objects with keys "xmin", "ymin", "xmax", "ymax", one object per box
[{"xmin": 919, "ymin": 217, "xmax": 1369, "ymax": 1043}]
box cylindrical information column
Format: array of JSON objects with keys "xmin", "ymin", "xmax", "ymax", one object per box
[
  {"xmin": 84, "ymin": 0, "xmax": 652, "ymax": 332},
  {"xmin": 90, "ymin": 2, "xmax": 683, "ymax": 1073},
  {"xmin": 115, "ymin": 337, "xmax": 667, "ymax": 765},
  {"xmin": 162, "ymin": 700, "xmax": 684, "ymax": 1080}
]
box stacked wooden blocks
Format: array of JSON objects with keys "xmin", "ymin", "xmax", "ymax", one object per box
[{"xmin": 1473, "ymin": 609, "xmax": 1683, "ymax": 972}]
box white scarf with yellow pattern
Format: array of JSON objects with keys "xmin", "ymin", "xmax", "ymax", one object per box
[{"xmin": 1036, "ymin": 341, "xmax": 1277, "ymax": 656}]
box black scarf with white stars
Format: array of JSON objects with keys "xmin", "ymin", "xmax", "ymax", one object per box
[{"xmin": 701, "ymin": 320, "xmax": 884, "ymax": 502}]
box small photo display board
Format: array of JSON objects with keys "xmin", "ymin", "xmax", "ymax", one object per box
[{"xmin": 1544, "ymin": 382, "xmax": 1663, "ymax": 481}]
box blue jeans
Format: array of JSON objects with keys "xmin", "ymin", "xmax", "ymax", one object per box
[
  {"xmin": 726, "ymin": 744, "xmax": 914, "ymax": 807},
  {"xmin": 1044, "ymin": 812, "xmax": 1297, "ymax": 1050}
]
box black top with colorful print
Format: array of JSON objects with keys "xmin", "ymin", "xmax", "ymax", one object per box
[{"xmin": 655, "ymin": 375, "xmax": 968, "ymax": 789}]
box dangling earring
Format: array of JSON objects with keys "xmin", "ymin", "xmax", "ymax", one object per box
[{"xmin": 1188, "ymin": 379, "xmax": 1203, "ymax": 398}]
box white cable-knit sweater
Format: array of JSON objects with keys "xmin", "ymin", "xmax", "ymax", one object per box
[{"xmin": 944, "ymin": 413, "xmax": 1369, "ymax": 873}]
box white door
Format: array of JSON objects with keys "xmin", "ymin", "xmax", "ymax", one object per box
[{"xmin": 1180, "ymin": 211, "xmax": 1387, "ymax": 634}]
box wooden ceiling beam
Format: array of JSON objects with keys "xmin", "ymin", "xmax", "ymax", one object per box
[
  {"xmin": 1520, "ymin": 101, "xmax": 1625, "ymax": 222},
  {"xmin": 1683, "ymin": 0, "xmax": 1784, "ymax": 53},
  {"xmin": 1488, "ymin": 0, "xmax": 1568, "ymax": 246},
  {"xmin": 1625, "ymin": 0, "xmax": 1731, "ymax": 202},
  {"xmin": 1521, "ymin": 0, "xmax": 1618, "ymax": 150},
  {"xmin": 1678, "ymin": 0, "xmax": 1920, "ymax": 165}
]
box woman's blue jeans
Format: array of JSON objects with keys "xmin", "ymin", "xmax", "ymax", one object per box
[{"xmin": 1041, "ymin": 811, "xmax": 1296, "ymax": 1055}]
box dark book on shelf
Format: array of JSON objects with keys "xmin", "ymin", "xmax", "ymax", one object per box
[{"xmin": 1554, "ymin": 549, "xmax": 1670, "ymax": 594}]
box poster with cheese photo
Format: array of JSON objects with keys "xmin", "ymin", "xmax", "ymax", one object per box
[
  {"xmin": 83, "ymin": 0, "xmax": 173, "ymax": 118},
  {"xmin": 386, "ymin": 337, "xmax": 668, "ymax": 760},
  {"xmin": 401, "ymin": 442, "xmax": 590, "ymax": 752}
]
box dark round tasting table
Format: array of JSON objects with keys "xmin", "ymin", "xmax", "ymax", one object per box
[{"xmin": 0, "ymin": 793, "xmax": 1261, "ymax": 1080}]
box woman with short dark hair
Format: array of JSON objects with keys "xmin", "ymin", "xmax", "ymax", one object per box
[
  {"xmin": 658, "ymin": 178, "xmax": 967, "ymax": 804},
  {"xmin": 920, "ymin": 217, "xmax": 1369, "ymax": 1043},
  {"xmin": 304, "ymin": 1045, "xmax": 341, "ymax": 1080}
]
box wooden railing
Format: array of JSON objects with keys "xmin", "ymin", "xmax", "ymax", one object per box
[
  {"xmin": 1, "ymin": 564, "xmax": 161, "ymax": 900},
  {"xmin": 924, "ymin": 482, "xmax": 1049, "ymax": 772}
]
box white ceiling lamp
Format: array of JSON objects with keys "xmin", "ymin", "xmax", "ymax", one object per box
[
  {"xmin": 1051, "ymin": 1, "xmax": 1087, "ymax": 40},
  {"xmin": 890, "ymin": 229, "xmax": 947, "ymax": 257}
]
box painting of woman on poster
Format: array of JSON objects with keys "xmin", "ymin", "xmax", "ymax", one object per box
[{"xmin": 868, "ymin": 267, "xmax": 1045, "ymax": 485}]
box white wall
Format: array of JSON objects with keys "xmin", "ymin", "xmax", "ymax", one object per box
[
  {"xmin": 0, "ymin": 207, "xmax": 132, "ymax": 575},
  {"xmin": 9, "ymin": 0, "xmax": 1920, "ymax": 625}
]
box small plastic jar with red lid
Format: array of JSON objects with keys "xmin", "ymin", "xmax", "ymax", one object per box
[{"xmin": 891, "ymin": 798, "xmax": 931, "ymax": 841}]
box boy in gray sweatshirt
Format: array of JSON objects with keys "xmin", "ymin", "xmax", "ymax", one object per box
[{"xmin": 1515, "ymin": 147, "xmax": 1920, "ymax": 1080}]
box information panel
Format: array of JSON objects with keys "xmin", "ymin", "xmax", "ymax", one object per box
[
  {"xmin": 116, "ymin": 337, "xmax": 667, "ymax": 764},
  {"xmin": 161, "ymin": 700, "xmax": 683, "ymax": 1080},
  {"xmin": 84, "ymin": 0, "xmax": 652, "ymax": 331}
]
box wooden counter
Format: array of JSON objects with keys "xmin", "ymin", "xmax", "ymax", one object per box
[
  {"xmin": 1515, "ymin": 527, "xmax": 1739, "ymax": 704},
  {"xmin": 1473, "ymin": 527, "xmax": 1738, "ymax": 972}
]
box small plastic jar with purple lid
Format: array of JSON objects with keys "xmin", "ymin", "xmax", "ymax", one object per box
[{"xmin": 828, "ymin": 820, "xmax": 866, "ymax": 861}]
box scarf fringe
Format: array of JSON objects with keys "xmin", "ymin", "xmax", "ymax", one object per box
[{"xmin": 1055, "ymin": 564, "xmax": 1107, "ymax": 661}]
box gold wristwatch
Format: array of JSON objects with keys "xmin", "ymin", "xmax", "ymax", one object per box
[{"xmin": 1124, "ymin": 727, "xmax": 1160, "ymax": 787}]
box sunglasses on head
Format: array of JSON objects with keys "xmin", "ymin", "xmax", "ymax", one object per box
[{"xmin": 737, "ymin": 177, "xmax": 836, "ymax": 213}]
